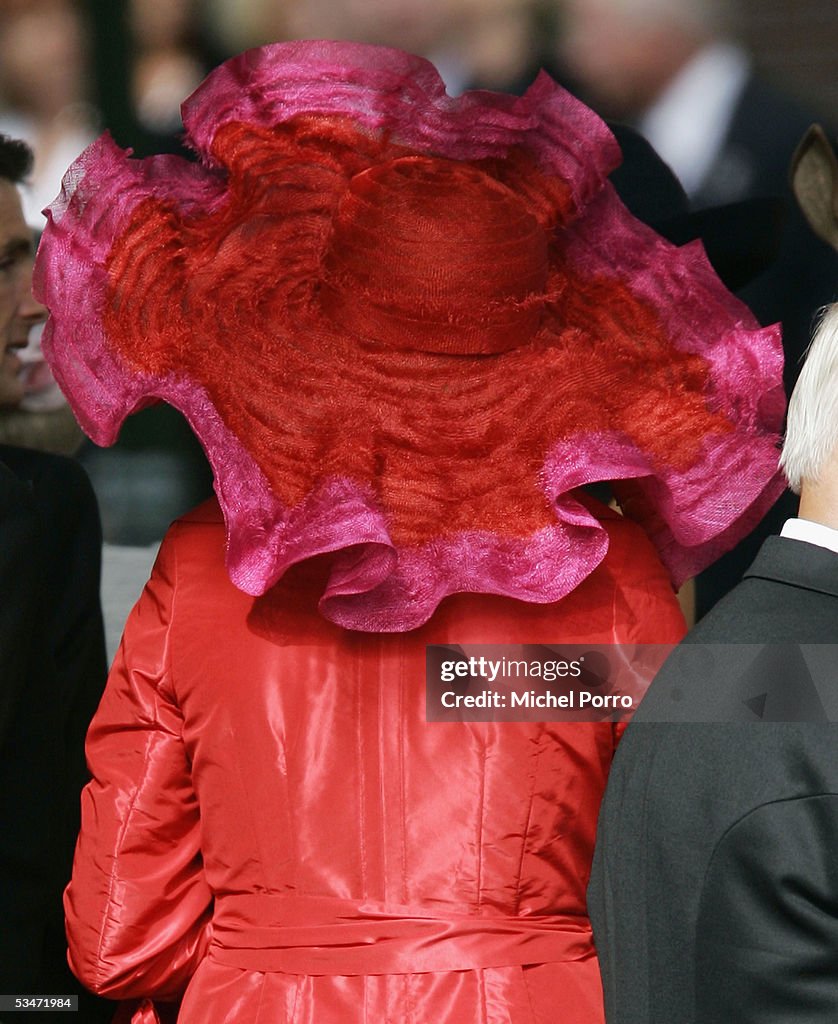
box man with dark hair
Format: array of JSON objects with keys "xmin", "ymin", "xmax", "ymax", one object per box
[
  {"xmin": 0, "ymin": 132, "xmax": 109, "ymax": 1017},
  {"xmin": 0, "ymin": 133, "xmax": 34, "ymax": 186},
  {"xmin": 0, "ymin": 136, "xmax": 43, "ymax": 409}
]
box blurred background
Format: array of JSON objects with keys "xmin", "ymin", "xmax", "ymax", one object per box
[
  {"xmin": 1, "ymin": 0, "xmax": 830, "ymax": 219},
  {"xmin": 1, "ymin": 0, "xmax": 836, "ymax": 642}
]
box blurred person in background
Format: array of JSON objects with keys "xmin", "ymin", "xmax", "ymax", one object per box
[
  {"xmin": 200, "ymin": 0, "xmax": 282, "ymax": 56},
  {"xmin": 0, "ymin": 131, "xmax": 109, "ymax": 1020},
  {"xmin": 557, "ymin": 0, "xmax": 815, "ymax": 211},
  {"xmin": 205, "ymin": 0, "xmax": 554, "ymax": 96},
  {"xmin": 4, "ymin": 0, "xmax": 218, "ymax": 645},
  {"xmin": 281, "ymin": 0, "xmax": 476, "ymax": 93},
  {"xmin": 451, "ymin": 0, "xmax": 561, "ymax": 93},
  {"xmin": 557, "ymin": 0, "xmax": 838, "ymax": 617},
  {"xmin": 0, "ymin": 0, "xmax": 98, "ymax": 439},
  {"xmin": 0, "ymin": 0, "xmax": 97, "ymax": 229},
  {"xmin": 129, "ymin": 0, "xmax": 213, "ymax": 138},
  {"xmin": 0, "ymin": 0, "xmax": 211, "ymax": 654}
]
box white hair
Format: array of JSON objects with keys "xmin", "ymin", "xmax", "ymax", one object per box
[{"xmin": 780, "ymin": 303, "xmax": 838, "ymax": 493}]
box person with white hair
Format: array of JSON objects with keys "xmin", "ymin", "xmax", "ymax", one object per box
[
  {"xmin": 780, "ymin": 305, "xmax": 838, "ymax": 498},
  {"xmin": 588, "ymin": 298, "xmax": 838, "ymax": 1022}
]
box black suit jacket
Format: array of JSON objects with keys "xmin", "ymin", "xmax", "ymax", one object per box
[
  {"xmin": 589, "ymin": 535, "xmax": 838, "ymax": 1023},
  {"xmin": 0, "ymin": 446, "xmax": 108, "ymax": 1014}
]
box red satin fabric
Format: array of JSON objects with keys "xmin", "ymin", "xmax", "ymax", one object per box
[
  {"xmin": 113, "ymin": 999, "xmax": 178, "ymax": 1024},
  {"xmin": 66, "ymin": 497, "xmax": 685, "ymax": 1023},
  {"xmin": 210, "ymin": 893, "xmax": 593, "ymax": 974}
]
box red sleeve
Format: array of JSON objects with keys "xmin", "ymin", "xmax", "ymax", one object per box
[
  {"xmin": 65, "ymin": 526, "xmax": 212, "ymax": 1000},
  {"xmin": 601, "ymin": 508, "xmax": 688, "ymax": 750}
]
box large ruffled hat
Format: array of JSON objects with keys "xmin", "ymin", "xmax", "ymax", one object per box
[{"xmin": 35, "ymin": 40, "xmax": 785, "ymax": 630}]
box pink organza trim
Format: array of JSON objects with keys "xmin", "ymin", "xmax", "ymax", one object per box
[
  {"xmin": 542, "ymin": 431, "xmax": 784, "ymax": 589},
  {"xmin": 317, "ymin": 490, "xmax": 608, "ymax": 631},
  {"xmin": 565, "ymin": 183, "xmax": 786, "ymax": 432},
  {"xmin": 182, "ymin": 40, "xmax": 620, "ymax": 218},
  {"xmin": 552, "ymin": 181, "xmax": 786, "ymax": 585}
]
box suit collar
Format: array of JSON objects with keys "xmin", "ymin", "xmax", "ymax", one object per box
[
  {"xmin": 781, "ymin": 517, "xmax": 838, "ymax": 555},
  {"xmin": 745, "ymin": 534, "xmax": 838, "ymax": 600}
]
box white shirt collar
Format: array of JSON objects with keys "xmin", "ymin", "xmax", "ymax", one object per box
[
  {"xmin": 781, "ymin": 517, "xmax": 838, "ymax": 556},
  {"xmin": 638, "ymin": 41, "xmax": 750, "ymax": 198}
]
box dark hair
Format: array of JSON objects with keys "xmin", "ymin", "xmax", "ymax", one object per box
[{"xmin": 0, "ymin": 134, "xmax": 33, "ymax": 185}]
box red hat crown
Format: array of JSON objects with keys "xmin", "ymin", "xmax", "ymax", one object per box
[{"xmin": 319, "ymin": 156, "xmax": 549, "ymax": 355}]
